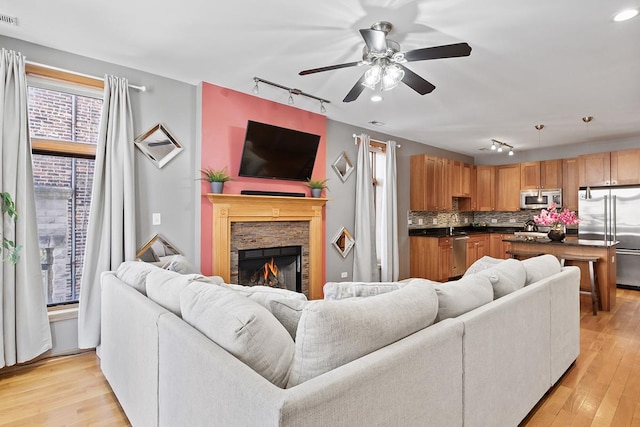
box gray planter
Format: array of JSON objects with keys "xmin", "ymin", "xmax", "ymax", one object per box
[
  {"xmin": 311, "ymin": 188, "xmax": 323, "ymax": 198},
  {"xmin": 210, "ymin": 181, "xmax": 224, "ymax": 194}
]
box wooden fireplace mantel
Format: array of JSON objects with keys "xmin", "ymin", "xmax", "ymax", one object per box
[{"xmin": 206, "ymin": 194, "xmax": 328, "ymax": 300}]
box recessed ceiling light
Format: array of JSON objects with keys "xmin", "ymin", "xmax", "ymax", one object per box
[
  {"xmin": 370, "ymin": 94, "xmax": 383, "ymax": 102},
  {"xmin": 613, "ymin": 9, "xmax": 638, "ymax": 22}
]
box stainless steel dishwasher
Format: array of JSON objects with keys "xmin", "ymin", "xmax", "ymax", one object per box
[{"xmin": 452, "ymin": 236, "xmax": 468, "ymax": 277}]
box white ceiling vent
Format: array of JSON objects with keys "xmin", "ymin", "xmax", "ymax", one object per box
[{"xmin": 0, "ymin": 14, "xmax": 18, "ymax": 26}]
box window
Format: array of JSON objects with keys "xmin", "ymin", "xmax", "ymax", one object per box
[{"xmin": 26, "ymin": 68, "xmax": 103, "ymax": 306}]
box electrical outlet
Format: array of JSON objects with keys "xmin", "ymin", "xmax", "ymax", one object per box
[
  {"xmin": 418, "ymin": 218, "xmax": 424, "ymax": 225},
  {"xmin": 509, "ymin": 219, "xmax": 517, "ymax": 223},
  {"xmin": 152, "ymin": 213, "xmax": 161, "ymax": 225},
  {"xmin": 432, "ymin": 219, "xmax": 438, "ymax": 225},
  {"xmin": 341, "ymin": 272, "xmax": 348, "ymax": 278},
  {"xmin": 463, "ymin": 217, "xmax": 467, "ymax": 223},
  {"xmin": 491, "ymin": 218, "xmax": 498, "ymax": 223},
  {"xmin": 408, "ymin": 219, "xmax": 412, "ymax": 225}
]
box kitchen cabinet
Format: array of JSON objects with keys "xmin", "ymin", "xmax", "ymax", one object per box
[
  {"xmin": 475, "ymin": 166, "xmax": 495, "ymax": 211},
  {"xmin": 489, "ymin": 233, "xmax": 514, "ymax": 259},
  {"xmin": 410, "ymin": 155, "xmax": 451, "ymax": 211},
  {"xmin": 495, "ymin": 164, "xmax": 521, "ymax": 211},
  {"xmin": 409, "ymin": 236, "xmax": 451, "ymax": 281},
  {"xmin": 578, "ymin": 152, "xmax": 610, "ymax": 187},
  {"xmin": 562, "ymin": 158, "xmax": 579, "ymax": 212},
  {"xmin": 452, "ymin": 160, "xmax": 472, "ymax": 197},
  {"xmin": 611, "ymin": 149, "xmax": 640, "ymax": 185},
  {"xmin": 466, "ymin": 234, "xmax": 489, "ymax": 269}
]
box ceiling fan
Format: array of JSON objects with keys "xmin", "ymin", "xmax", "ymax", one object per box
[{"xmin": 299, "ymin": 21, "xmax": 472, "ymax": 102}]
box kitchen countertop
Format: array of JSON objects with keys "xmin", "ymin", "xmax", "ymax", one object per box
[
  {"xmin": 409, "ymin": 225, "xmax": 578, "ymax": 238},
  {"xmin": 502, "ymin": 237, "xmax": 618, "ymax": 248}
]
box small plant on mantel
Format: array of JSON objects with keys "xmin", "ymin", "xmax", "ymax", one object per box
[
  {"xmin": 199, "ymin": 167, "xmax": 232, "ymax": 194},
  {"xmin": 306, "ymin": 178, "xmax": 329, "ymax": 198},
  {"xmin": 1, "ymin": 191, "xmax": 21, "ymax": 264}
]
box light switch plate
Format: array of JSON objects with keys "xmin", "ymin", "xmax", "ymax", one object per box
[{"xmin": 152, "ymin": 213, "xmax": 161, "ymax": 225}]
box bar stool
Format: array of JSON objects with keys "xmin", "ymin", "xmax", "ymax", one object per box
[{"xmin": 560, "ymin": 255, "xmax": 600, "ymax": 315}]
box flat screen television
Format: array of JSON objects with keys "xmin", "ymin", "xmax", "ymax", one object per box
[{"xmin": 238, "ymin": 120, "xmax": 321, "ymax": 181}]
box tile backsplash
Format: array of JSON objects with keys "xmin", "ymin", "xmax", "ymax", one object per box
[{"xmin": 408, "ymin": 209, "xmax": 541, "ymax": 228}]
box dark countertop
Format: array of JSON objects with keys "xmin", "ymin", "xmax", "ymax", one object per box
[
  {"xmin": 503, "ymin": 238, "xmax": 618, "ymax": 248},
  {"xmin": 408, "ymin": 225, "xmax": 578, "ymax": 238}
]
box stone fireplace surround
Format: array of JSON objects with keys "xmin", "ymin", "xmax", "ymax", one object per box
[{"xmin": 206, "ymin": 194, "xmax": 327, "ymax": 300}]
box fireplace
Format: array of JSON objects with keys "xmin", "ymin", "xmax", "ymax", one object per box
[{"xmin": 238, "ymin": 246, "xmax": 302, "ymax": 293}]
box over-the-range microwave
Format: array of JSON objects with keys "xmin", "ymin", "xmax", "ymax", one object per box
[{"xmin": 519, "ymin": 189, "xmax": 562, "ymax": 210}]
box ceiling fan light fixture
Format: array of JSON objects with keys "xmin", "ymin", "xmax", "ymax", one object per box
[
  {"xmin": 363, "ymin": 64, "xmax": 382, "ymax": 89},
  {"xmin": 381, "ymin": 64, "xmax": 404, "ymax": 91},
  {"xmin": 614, "ymin": 9, "xmax": 638, "ymax": 22}
]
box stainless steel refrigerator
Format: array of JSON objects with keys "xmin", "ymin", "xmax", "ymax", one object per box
[{"xmin": 578, "ymin": 186, "xmax": 640, "ymax": 289}]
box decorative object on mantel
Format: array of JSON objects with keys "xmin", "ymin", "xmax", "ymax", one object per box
[
  {"xmin": 306, "ymin": 178, "xmax": 329, "ymax": 198},
  {"xmin": 1, "ymin": 191, "xmax": 21, "ymax": 264},
  {"xmin": 134, "ymin": 123, "xmax": 183, "ymax": 169},
  {"xmin": 533, "ymin": 202, "xmax": 580, "ymax": 242},
  {"xmin": 331, "ymin": 226, "xmax": 355, "ymax": 258},
  {"xmin": 200, "ymin": 167, "xmax": 232, "ymax": 194},
  {"xmin": 331, "ymin": 151, "xmax": 355, "ymax": 182}
]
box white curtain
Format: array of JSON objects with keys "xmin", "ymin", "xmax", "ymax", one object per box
[
  {"xmin": 0, "ymin": 49, "xmax": 52, "ymax": 368},
  {"xmin": 352, "ymin": 134, "xmax": 378, "ymax": 281},
  {"xmin": 78, "ymin": 75, "xmax": 136, "ymax": 349},
  {"xmin": 380, "ymin": 141, "xmax": 399, "ymax": 281}
]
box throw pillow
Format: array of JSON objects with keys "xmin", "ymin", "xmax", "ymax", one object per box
[
  {"xmin": 323, "ymin": 280, "xmax": 412, "ymax": 300},
  {"xmin": 116, "ymin": 261, "xmax": 163, "ymax": 295},
  {"xmin": 165, "ymin": 255, "xmax": 201, "ymax": 274},
  {"xmin": 463, "ymin": 256, "xmax": 505, "ymax": 277},
  {"xmin": 475, "ymin": 258, "xmax": 527, "ymax": 299},
  {"xmin": 287, "ymin": 279, "xmax": 438, "ymax": 387},
  {"xmin": 433, "ymin": 275, "xmax": 494, "ymax": 321},
  {"xmin": 222, "ymin": 283, "xmax": 307, "ymax": 310},
  {"xmin": 180, "ymin": 281, "xmax": 294, "ymax": 388},
  {"xmin": 269, "ymin": 298, "xmax": 310, "ymax": 340},
  {"xmin": 145, "ymin": 269, "xmax": 216, "ymax": 316},
  {"xmin": 521, "ymin": 254, "xmax": 562, "ymax": 285}
]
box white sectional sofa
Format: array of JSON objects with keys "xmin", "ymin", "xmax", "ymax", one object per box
[{"xmin": 100, "ymin": 255, "xmax": 580, "ymax": 427}]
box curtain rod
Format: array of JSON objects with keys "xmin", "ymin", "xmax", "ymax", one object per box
[
  {"xmin": 25, "ymin": 60, "xmax": 146, "ymax": 92},
  {"xmin": 352, "ymin": 134, "xmax": 402, "ymax": 148}
]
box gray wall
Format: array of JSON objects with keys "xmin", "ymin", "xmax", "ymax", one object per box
[
  {"xmin": 324, "ymin": 120, "xmax": 473, "ymax": 281},
  {"xmin": 1, "ymin": 36, "xmax": 198, "ymax": 261}
]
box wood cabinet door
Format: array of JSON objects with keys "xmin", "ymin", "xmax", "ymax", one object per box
[
  {"xmin": 439, "ymin": 238, "xmax": 452, "ymax": 281},
  {"xmin": 475, "ymin": 166, "xmax": 495, "ymax": 211},
  {"xmin": 410, "ymin": 155, "xmax": 426, "ymax": 211},
  {"xmin": 495, "ymin": 164, "xmax": 521, "ymax": 211},
  {"xmin": 489, "ymin": 234, "xmax": 504, "ymax": 258},
  {"xmin": 436, "ymin": 157, "xmax": 452, "ymax": 210},
  {"xmin": 410, "ymin": 237, "xmax": 440, "ymax": 280},
  {"xmin": 611, "ymin": 149, "xmax": 640, "ymax": 186},
  {"xmin": 451, "ymin": 160, "xmax": 463, "ymax": 197},
  {"xmin": 461, "ymin": 162, "xmax": 472, "ymax": 197},
  {"xmin": 562, "ymin": 158, "xmax": 579, "ymax": 211},
  {"xmin": 578, "ymin": 152, "xmax": 611, "ymax": 187},
  {"xmin": 520, "ymin": 162, "xmax": 541, "ymax": 190},
  {"xmin": 541, "ymin": 159, "xmax": 563, "ymax": 189},
  {"xmin": 466, "ymin": 234, "xmax": 489, "ymax": 269}
]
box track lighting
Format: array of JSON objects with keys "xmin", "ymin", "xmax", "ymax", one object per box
[
  {"xmin": 251, "ymin": 77, "xmax": 330, "ymax": 114},
  {"xmin": 489, "ymin": 139, "xmax": 514, "ymax": 155}
]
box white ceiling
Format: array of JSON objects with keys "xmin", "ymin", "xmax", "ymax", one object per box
[{"xmin": 1, "ymin": 0, "xmax": 639, "ymax": 156}]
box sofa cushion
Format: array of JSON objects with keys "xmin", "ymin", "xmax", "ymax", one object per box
[
  {"xmin": 269, "ymin": 298, "xmax": 310, "ymax": 340},
  {"xmin": 116, "ymin": 261, "xmax": 163, "ymax": 295},
  {"xmin": 475, "ymin": 258, "xmax": 527, "ymax": 299},
  {"xmin": 287, "ymin": 279, "xmax": 438, "ymax": 387},
  {"xmin": 165, "ymin": 255, "xmax": 200, "ymax": 274},
  {"xmin": 463, "ymin": 256, "xmax": 504, "ymax": 277},
  {"xmin": 521, "ymin": 254, "xmax": 562, "ymax": 285},
  {"xmin": 180, "ymin": 281, "xmax": 294, "ymax": 388},
  {"xmin": 222, "ymin": 283, "xmax": 307, "ymax": 310},
  {"xmin": 433, "ymin": 275, "xmax": 494, "ymax": 321},
  {"xmin": 146, "ymin": 269, "xmax": 216, "ymax": 316},
  {"xmin": 323, "ymin": 280, "xmax": 413, "ymax": 300}
]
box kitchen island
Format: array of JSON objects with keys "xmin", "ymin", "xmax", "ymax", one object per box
[{"xmin": 504, "ymin": 237, "xmax": 618, "ymax": 311}]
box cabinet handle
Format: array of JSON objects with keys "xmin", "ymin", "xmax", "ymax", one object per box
[{"xmin": 612, "ymin": 180, "xmax": 617, "ymax": 185}]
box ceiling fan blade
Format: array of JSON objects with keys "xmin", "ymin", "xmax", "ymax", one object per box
[
  {"xmin": 343, "ymin": 73, "xmax": 367, "ymax": 103},
  {"xmin": 398, "ymin": 64, "xmax": 436, "ymax": 95},
  {"xmin": 359, "ymin": 28, "xmax": 388, "ymax": 54},
  {"xmin": 299, "ymin": 61, "xmax": 361, "ymax": 76},
  {"xmin": 404, "ymin": 42, "xmax": 472, "ymax": 62}
]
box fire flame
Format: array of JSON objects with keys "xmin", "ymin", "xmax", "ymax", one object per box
[{"xmin": 263, "ymin": 258, "xmax": 278, "ymax": 280}]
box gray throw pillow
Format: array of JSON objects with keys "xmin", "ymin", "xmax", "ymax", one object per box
[
  {"xmin": 463, "ymin": 256, "xmax": 504, "ymax": 277},
  {"xmin": 180, "ymin": 281, "xmax": 294, "ymax": 388},
  {"xmin": 223, "ymin": 283, "xmax": 307, "ymax": 310},
  {"xmin": 475, "ymin": 258, "xmax": 527, "ymax": 299},
  {"xmin": 145, "ymin": 269, "xmax": 216, "ymax": 316},
  {"xmin": 287, "ymin": 279, "xmax": 438, "ymax": 387},
  {"xmin": 269, "ymin": 298, "xmax": 310, "ymax": 340},
  {"xmin": 521, "ymin": 254, "xmax": 562, "ymax": 285},
  {"xmin": 433, "ymin": 275, "xmax": 494, "ymax": 321}
]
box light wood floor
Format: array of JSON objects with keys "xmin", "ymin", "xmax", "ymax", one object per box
[{"xmin": 2, "ymin": 289, "xmax": 640, "ymax": 427}]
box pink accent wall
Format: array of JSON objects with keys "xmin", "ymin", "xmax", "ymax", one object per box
[{"xmin": 200, "ymin": 82, "xmax": 327, "ymax": 279}]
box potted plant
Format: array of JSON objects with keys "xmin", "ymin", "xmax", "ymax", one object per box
[
  {"xmin": 306, "ymin": 178, "xmax": 329, "ymax": 198},
  {"xmin": 200, "ymin": 167, "xmax": 232, "ymax": 194},
  {"xmin": 1, "ymin": 191, "xmax": 21, "ymax": 264}
]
